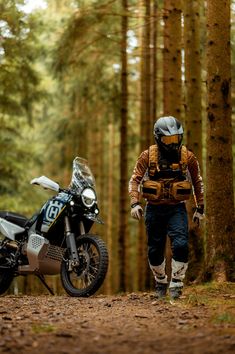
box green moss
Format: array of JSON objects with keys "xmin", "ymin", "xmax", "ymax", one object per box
[
  {"xmin": 175, "ymin": 282, "xmax": 235, "ymax": 331},
  {"xmin": 31, "ymin": 323, "xmax": 55, "ymax": 334},
  {"xmin": 212, "ymin": 312, "xmax": 235, "ymax": 325}
]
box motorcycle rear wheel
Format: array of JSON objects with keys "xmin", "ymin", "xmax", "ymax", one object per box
[
  {"xmin": 0, "ymin": 253, "xmax": 14, "ymax": 295},
  {"xmin": 61, "ymin": 234, "xmax": 108, "ymax": 297}
]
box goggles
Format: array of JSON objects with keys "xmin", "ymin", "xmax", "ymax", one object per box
[{"xmin": 161, "ymin": 135, "xmax": 181, "ymax": 145}]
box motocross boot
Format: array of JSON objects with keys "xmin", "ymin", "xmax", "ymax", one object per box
[
  {"xmin": 150, "ymin": 260, "xmax": 168, "ymax": 299},
  {"xmin": 169, "ymin": 286, "xmax": 183, "ymax": 300},
  {"xmin": 155, "ymin": 282, "xmax": 167, "ymax": 299},
  {"xmin": 169, "ymin": 259, "xmax": 188, "ymax": 300}
]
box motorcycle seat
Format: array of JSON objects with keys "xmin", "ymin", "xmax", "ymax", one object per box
[{"xmin": 0, "ymin": 211, "xmax": 29, "ymax": 228}]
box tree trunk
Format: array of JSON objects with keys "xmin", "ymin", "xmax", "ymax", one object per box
[
  {"xmin": 184, "ymin": 0, "xmax": 202, "ymax": 161},
  {"xmin": 118, "ymin": 0, "xmax": 129, "ymax": 292},
  {"xmin": 163, "ymin": 0, "xmax": 182, "ymax": 119},
  {"xmin": 206, "ymin": 0, "xmax": 235, "ymax": 281},
  {"xmin": 140, "ymin": 0, "xmax": 152, "ymax": 150},
  {"xmin": 144, "ymin": 0, "xmax": 152, "ymax": 148},
  {"xmin": 106, "ymin": 122, "xmax": 114, "ymax": 294},
  {"xmin": 151, "ymin": 0, "xmax": 158, "ymax": 125},
  {"xmin": 137, "ymin": 0, "xmax": 157, "ymax": 291},
  {"xmin": 183, "ymin": 0, "xmax": 204, "ymax": 282}
]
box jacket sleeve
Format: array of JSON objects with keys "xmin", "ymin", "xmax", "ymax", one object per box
[
  {"xmin": 187, "ymin": 151, "xmax": 204, "ymax": 206},
  {"xmin": 128, "ymin": 150, "xmax": 149, "ymax": 206}
]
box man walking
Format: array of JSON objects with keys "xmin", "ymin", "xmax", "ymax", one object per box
[{"xmin": 129, "ymin": 116, "xmax": 204, "ymax": 299}]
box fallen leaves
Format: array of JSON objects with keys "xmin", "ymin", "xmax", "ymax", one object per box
[{"xmin": 0, "ymin": 288, "xmax": 234, "ymax": 353}]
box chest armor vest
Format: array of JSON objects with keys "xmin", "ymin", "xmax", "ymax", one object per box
[{"xmin": 142, "ymin": 145, "xmax": 192, "ymax": 202}]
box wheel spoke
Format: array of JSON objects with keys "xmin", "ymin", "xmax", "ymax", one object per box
[
  {"xmin": 61, "ymin": 235, "xmax": 108, "ymax": 296},
  {"xmin": 66, "ymin": 240, "xmax": 101, "ymax": 290},
  {"xmin": 89, "ymin": 264, "xmax": 99, "ymax": 273}
]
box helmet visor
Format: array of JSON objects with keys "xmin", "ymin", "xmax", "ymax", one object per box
[{"xmin": 160, "ymin": 135, "xmax": 181, "ymax": 145}]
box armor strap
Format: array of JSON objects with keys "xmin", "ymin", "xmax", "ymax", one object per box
[
  {"xmin": 148, "ymin": 144, "xmax": 188, "ymax": 177},
  {"xmin": 180, "ymin": 145, "xmax": 188, "ymax": 175},
  {"xmin": 148, "ymin": 145, "xmax": 159, "ymax": 177}
]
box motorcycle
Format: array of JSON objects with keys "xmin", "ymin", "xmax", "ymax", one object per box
[{"xmin": 0, "ymin": 157, "xmax": 109, "ymax": 297}]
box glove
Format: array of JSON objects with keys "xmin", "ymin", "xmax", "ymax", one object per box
[
  {"xmin": 131, "ymin": 203, "xmax": 143, "ymax": 220},
  {"xmin": 193, "ymin": 205, "xmax": 205, "ymax": 226}
]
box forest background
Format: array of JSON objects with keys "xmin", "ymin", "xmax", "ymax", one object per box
[{"xmin": 0, "ymin": 0, "xmax": 235, "ymax": 295}]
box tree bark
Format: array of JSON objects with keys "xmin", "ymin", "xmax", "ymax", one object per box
[
  {"xmin": 106, "ymin": 122, "xmax": 114, "ymax": 294},
  {"xmin": 118, "ymin": 0, "xmax": 129, "ymax": 292},
  {"xmin": 163, "ymin": 0, "xmax": 182, "ymax": 119},
  {"xmin": 206, "ymin": 0, "xmax": 235, "ymax": 281},
  {"xmin": 151, "ymin": 0, "xmax": 158, "ymax": 125},
  {"xmin": 183, "ymin": 0, "xmax": 204, "ymax": 282},
  {"xmin": 140, "ymin": 0, "xmax": 152, "ymax": 150},
  {"xmin": 137, "ymin": 0, "xmax": 157, "ymax": 291}
]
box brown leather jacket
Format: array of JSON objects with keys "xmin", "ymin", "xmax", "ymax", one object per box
[{"xmin": 129, "ymin": 146, "xmax": 204, "ymax": 207}]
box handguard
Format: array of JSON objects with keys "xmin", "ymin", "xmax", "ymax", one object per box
[{"xmin": 30, "ymin": 176, "xmax": 60, "ymax": 192}]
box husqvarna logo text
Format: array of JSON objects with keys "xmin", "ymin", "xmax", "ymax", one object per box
[{"xmin": 45, "ymin": 200, "xmax": 64, "ymax": 222}]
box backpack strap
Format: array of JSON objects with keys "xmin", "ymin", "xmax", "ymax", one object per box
[
  {"xmin": 148, "ymin": 145, "xmax": 159, "ymax": 177},
  {"xmin": 148, "ymin": 144, "xmax": 188, "ymax": 177},
  {"xmin": 180, "ymin": 145, "xmax": 188, "ymax": 175}
]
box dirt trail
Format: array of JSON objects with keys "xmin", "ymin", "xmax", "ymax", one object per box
[{"xmin": 0, "ymin": 285, "xmax": 235, "ymax": 354}]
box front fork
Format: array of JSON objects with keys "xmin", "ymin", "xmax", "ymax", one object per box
[
  {"xmin": 65, "ymin": 216, "xmax": 79, "ymax": 263},
  {"xmin": 64, "ymin": 216, "xmax": 86, "ymax": 266}
]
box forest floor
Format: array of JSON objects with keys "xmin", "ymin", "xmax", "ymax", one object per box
[{"xmin": 0, "ymin": 282, "xmax": 234, "ymax": 354}]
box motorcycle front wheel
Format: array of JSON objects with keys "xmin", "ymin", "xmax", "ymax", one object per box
[{"xmin": 61, "ymin": 234, "xmax": 109, "ymax": 297}]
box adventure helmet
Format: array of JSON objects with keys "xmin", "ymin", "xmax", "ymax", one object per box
[{"xmin": 153, "ymin": 116, "xmax": 183, "ymax": 152}]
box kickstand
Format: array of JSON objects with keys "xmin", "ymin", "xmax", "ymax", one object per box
[{"xmin": 37, "ymin": 274, "xmax": 55, "ymax": 295}]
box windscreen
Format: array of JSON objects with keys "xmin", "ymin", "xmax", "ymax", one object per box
[{"xmin": 69, "ymin": 157, "xmax": 95, "ymax": 193}]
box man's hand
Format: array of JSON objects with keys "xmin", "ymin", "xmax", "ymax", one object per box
[
  {"xmin": 131, "ymin": 203, "xmax": 143, "ymax": 220},
  {"xmin": 193, "ymin": 205, "xmax": 205, "ymax": 226}
]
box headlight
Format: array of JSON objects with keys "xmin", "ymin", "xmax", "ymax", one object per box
[{"xmin": 81, "ymin": 188, "xmax": 96, "ymax": 207}]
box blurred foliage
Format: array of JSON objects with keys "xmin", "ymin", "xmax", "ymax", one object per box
[
  {"xmin": 0, "ymin": 0, "xmax": 47, "ymax": 214},
  {"xmin": 0, "ymin": 0, "xmax": 44, "ymax": 122}
]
